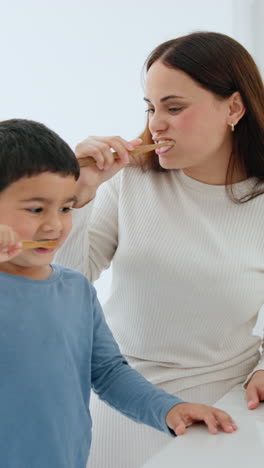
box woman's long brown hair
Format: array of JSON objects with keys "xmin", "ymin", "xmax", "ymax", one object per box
[{"xmin": 135, "ymin": 32, "xmax": 264, "ymax": 203}]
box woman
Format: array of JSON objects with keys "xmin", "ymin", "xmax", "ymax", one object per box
[{"xmin": 56, "ymin": 32, "xmax": 264, "ymax": 467}]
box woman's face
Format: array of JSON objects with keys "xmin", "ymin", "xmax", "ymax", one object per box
[{"xmin": 145, "ymin": 61, "xmax": 233, "ymax": 178}]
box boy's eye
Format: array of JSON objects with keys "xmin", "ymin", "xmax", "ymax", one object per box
[
  {"xmin": 27, "ymin": 207, "xmax": 43, "ymax": 213},
  {"xmin": 60, "ymin": 207, "xmax": 73, "ymax": 213}
]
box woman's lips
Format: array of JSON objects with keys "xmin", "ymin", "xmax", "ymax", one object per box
[{"xmin": 155, "ymin": 142, "xmax": 175, "ymax": 155}]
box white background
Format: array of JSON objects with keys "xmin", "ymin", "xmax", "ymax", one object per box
[{"xmin": 1, "ymin": 0, "xmax": 263, "ymax": 302}]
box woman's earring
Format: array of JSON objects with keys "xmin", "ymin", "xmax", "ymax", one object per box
[{"xmin": 231, "ymin": 123, "xmax": 235, "ymax": 132}]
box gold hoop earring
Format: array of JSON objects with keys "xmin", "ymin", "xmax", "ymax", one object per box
[{"xmin": 231, "ymin": 123, "xmax": 235, "ymax": 132}]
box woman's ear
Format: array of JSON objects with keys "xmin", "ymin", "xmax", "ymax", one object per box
[{"xmin": 227, "ymin": 91, "xmax": 246, "ymax": 126}]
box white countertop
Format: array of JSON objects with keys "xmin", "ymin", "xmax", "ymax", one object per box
[{"xmin": 142, "ymin": 385, "xmax": 264, "ymax": 467}]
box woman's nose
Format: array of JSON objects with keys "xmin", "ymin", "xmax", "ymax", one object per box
[{"xmin": 148, "ymin": 112, "xmax": 168, "ymax": 134}]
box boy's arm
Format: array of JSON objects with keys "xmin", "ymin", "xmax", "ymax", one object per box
[
  {"xmin": 90, "ymin": 287, "xmax": 183, "ymax": 435},
  {"xmin": 90, "ymin": 289, "xmax": 237, "ymax": 436}
]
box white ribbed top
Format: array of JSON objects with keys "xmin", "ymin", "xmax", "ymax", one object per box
[{"xmin": 56, "ymin": 168, "xmax": 264, "ymax": 396}]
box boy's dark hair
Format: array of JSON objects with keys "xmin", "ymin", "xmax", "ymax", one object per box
[{"xmin": 0, "ymin": 119, "xmax": 80, "ymax": 192}]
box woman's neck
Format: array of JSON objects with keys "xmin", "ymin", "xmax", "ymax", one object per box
[{"xmin": 182, "ymin": 156, "xmax": 246, "ymax": 186}]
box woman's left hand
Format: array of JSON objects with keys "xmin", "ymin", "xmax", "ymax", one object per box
[{"xmin": 246, "ymin": 370, "xmax": 264, "ymax": 409}]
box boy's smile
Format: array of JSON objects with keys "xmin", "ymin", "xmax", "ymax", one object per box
[{"xmin": 0, "ymin": 172, "xmax": 77, "ymax": 279}]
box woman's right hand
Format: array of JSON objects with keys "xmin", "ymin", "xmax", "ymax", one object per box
[{"xmin": 74, "ymin": 136, "xmax": 142, "ymax": 207}]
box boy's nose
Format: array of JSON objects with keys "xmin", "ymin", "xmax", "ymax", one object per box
[{"xmin": 41, "ymin": 216, "xmax": 63, "ymax": 232}]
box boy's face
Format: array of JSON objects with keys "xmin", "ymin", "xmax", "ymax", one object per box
[{"xmin": 0, "ymin": 172, "xmax": 77, "ymax": 274}]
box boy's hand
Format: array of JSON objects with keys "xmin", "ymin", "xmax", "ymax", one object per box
[
  {"xmin": 0, "ymin": 225, "xmax": 22, "ymax": 262},
  {"xmin": 166, "ymin": 402, "xmax": 238, "ymax": 436}
]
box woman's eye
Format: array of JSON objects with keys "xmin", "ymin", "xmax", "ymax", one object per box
[
  {"xmin": 145, "ymin": 107, "xmax": 183, "ymax": 115},
  {"xmin": 169, "ymin": 107, "xmax": 183, "ymax": 112}
]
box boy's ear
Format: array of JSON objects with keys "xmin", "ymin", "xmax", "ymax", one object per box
[{"xmin": 227, "ymin": 91, "xmax": 246, "ymax": 126}]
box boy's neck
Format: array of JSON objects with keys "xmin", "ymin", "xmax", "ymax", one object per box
[{"xmin": 0, "ymin": 263, "xmax": 53, "ymax": 280}]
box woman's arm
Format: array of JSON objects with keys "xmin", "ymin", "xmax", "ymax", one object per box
[
  {"xmin": 244, "ymin": 337, "xmax": 264, "ymax": 409},
  {"xmin": 55, "ymin": 173, "xmax": 120, "ymax": 282},
  {"xmin": 246, "ymin": 369, "xmax": 264, "ymax": 409},
  {"xmin": 244, "ymin": 310, "xmax": 264, "ymax": 409},
  {"xmin": 55, "ymin": 135, "xmax": 142, "ymax": 281}
]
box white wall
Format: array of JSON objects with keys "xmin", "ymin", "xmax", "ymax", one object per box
[
  {"xmin": 232, "ymin": 0, "xmax": 264, "ymax": 75},
  {"xmin": 0, "ymin": 0, "xmax": 261, "ymax": 303}
]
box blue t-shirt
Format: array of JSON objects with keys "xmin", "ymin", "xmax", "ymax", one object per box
[{"xmin": 0, "ymin": 264, "xmax": 182, "ymax": 468}]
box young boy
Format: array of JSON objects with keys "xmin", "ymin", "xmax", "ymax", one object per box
[{"xmin": 0, "ymin": 119, "xmax": 237, "ymax": 468}]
